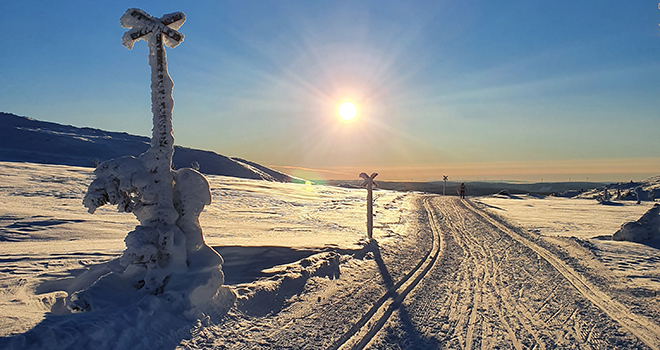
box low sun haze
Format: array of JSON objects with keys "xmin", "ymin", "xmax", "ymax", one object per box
[{"xmin": 1, "ymin": 1, "xmax": 659, "ymax": 182}]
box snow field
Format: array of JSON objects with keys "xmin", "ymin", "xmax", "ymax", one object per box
[
  {"xmin": 2, "ymin": 162, "xmax": 660, "ymax": 349},
  {"xmin": 476, "ymin": 194, "xmax": 656, "ymax": 239},
  {"xmin": 0, "ymin": 161, "xmax": 412, "ymax": 349}
]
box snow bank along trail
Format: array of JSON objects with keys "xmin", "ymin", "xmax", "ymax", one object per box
[
  {"xmin": 463, "ymin": 199, "xmax": 660, "ymax": 350},
  {"xmin": 369, "ymin": 197, "xmax": 654, "ymax": 349},
  {"xmin": 330, "ymin": 196, "xmax": 444, "ymax": 350}
]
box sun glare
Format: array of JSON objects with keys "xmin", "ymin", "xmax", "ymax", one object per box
[{"xmin": 338, "ymin": 102, "xmax": 358, "ymax": 121}]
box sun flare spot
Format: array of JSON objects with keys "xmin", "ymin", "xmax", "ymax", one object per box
[{"xmin": 338, "ymin": 102, "xmax": 358, "ymax": 121}]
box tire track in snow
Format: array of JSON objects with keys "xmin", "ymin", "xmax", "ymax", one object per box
[
  {"xmin": 329, "ymin": 197, "xmax": 444, "ymax": 350},
  {"xmin": 464, "ymin": 199, "xmax": 660, "ymax": 350}
]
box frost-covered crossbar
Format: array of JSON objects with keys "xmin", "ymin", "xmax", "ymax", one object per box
[{"xmin": 121, "ymin": 9, "xmax": 185, "ymax": 50}]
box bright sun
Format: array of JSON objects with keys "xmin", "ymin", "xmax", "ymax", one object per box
[{"xmin": 338, "ymin": 102, "xmax": 358, "ymax": 121}]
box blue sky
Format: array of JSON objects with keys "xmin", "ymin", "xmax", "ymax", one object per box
[{"xmin": 1, "ymin": 1, "xmax": 659, "ymax": 181}]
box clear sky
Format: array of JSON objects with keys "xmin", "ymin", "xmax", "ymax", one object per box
[{"xmin": 1, "ymin": 1, "xmax": 659, "ymax": 182}]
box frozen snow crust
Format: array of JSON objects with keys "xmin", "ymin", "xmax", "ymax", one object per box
[{"xmin": 79, "ymin": 157, "xmax": 237, "ymax": 313}]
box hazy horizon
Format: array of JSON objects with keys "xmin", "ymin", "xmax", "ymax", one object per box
[{"xmin": 271, "ymin": 161, "xmax": 659, "ymax": 184}]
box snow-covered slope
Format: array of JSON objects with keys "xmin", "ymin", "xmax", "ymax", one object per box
[
  {"xmin": 0, "ymin": 112, "xmax": 294, "ymax": 182},
  {"xmin": 575, "ymin": 176, "xmax": 660, "ymax": 201}
]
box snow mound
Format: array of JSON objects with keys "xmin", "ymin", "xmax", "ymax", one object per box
[
  {"xmin": 1, "ymin": 258, "xmax": 235, "ymax": 349},
  {"xmin": 235, "ymin": 252, "xmax": 342, "ymax": 317},
  {"xmin": 491, "ymin": 189, "xmax": 524, "ymax": 199},
  {"xmin": 613, "ymin": 204, "xmax": 660, "ymax": 243}
]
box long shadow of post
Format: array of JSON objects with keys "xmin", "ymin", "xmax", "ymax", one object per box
[
  {"xmin": 330, "ymin": 240, "xmax": 440, "ymax": 349},
  {"xmin": 370, "ymin": 240, "xmax": 394, "ymax": 289}
]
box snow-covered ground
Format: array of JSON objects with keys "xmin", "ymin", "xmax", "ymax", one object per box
[
  {"xmin": 0, "ymin": 161, "xmax": 409, "ymax": 348},
  {"xmin": 476, "ymin": 194, "xmax": 660, "ymax": 326},
  {"xmin": 475, "ymin": 194, "xmax": 656, "ymax": 240},
  {"xmin": 2, "ymin": 161, "xmax": 660, "ymax": 349}
]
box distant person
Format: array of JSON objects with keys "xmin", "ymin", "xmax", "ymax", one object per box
[{"xmin": 459, "ymin": 183, "xmax": 467, "ymax": 199}]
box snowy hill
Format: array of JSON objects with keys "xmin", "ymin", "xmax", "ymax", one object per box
[
  {"xmin": 575, "ymin": 176, "xmax": 660, "ymax": 201},
  {"xmin": 0, "ymin": 112, "xmax": 295, "ymax": 182}
]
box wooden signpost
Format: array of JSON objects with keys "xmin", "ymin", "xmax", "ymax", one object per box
[
  {"xmin": 119, "ymin": 9, "xmax": 186, "ymax": 227},
  {"xmin": 443, "ymin": 175, "xmax": 448, "ymax": 196},
  {"xmin": 360, "ymin": 172, "xmax": 378, "ymax": 240},
  {"xmin": 121, "ymin": 8, "xmax": 185, "ymax": 169}
]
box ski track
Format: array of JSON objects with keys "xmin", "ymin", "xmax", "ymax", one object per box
[
  {"xmin": 329, "ymin": 197, "xmax": 444, "ymax": 350},
  {"xmin": 369, "ymin": 196, "xmax": 656, "ymax": 349},
  {"xmin": 177, "ymin": 194, "xmax": 432, "ymax": 349},
  {"xmin": 462, "ymin": 199, "xmax": 660, "ymax": 350}
]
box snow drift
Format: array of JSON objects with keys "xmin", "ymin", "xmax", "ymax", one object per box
[{"xmin": 613, "ymin": 204, "xmax": 660, "ymax": 243}]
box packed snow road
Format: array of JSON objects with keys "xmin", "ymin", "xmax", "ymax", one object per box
[{"xmin": 180, "ymin": 195, "xmax": 660, "ymax": 349}]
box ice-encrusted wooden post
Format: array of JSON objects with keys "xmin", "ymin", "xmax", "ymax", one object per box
[
  {"xmin": 360, "ymin": 172, "xmax": 378, "ymax": 240},
  {"xmin": 120, "ymin": 8, "xmax": 185, "ymax": 226},
  {"xmin": 443, "ymin": 175, "xmax": 448, "ymax": 196},
  {"xmin": 121, "ymin": 8, "xmax": 184, "ymax": 158}
]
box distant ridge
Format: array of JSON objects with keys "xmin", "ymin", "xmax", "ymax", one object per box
[{"xmin": 0, "ymin": 112, "xmax": 298, "ymax": 182}]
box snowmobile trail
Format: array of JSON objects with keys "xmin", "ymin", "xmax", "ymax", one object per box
[
  {"xmin": 368, "ymin": 196, "xmax": 657, "ymax": 349},
  {"xmin": 330, "ymin": 197, "xmax": 444, "ymax": 350}
]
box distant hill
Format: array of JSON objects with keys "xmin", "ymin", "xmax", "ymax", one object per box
[
  {"xmin": 575, "ymin": 176, "xmax": 660, "ymax": 201},
  {"xmin": 0, "ymin": 112, "xmax": 298, "ymax": 182},
  {"xmin": 329, "ymin": 177, "xmax": 660, "ymax": 200},
  {"xmin": 328, "ymin": 179, "xmax": 607, "ymax": 197}
]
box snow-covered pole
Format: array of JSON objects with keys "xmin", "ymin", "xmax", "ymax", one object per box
[
  {"xmin": 121, "ymin": 9, "xmax": 185, "ymax": 169},
  {"xmin": 443, "ymin": 175, "xmax": 448, "ymax": 196},
  {"xmin": 360, "ymin": 172, "xmax": 378, "ymax": 240},
  {"xmin": 120, "ymin": 9, "xmax": 186, "ymax": 226}
]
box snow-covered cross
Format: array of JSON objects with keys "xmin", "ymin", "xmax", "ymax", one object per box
[
  {"xmin": 360, "ymin": 172, "xmax": 378, "ymax": 240},
  {"xmin": 121, "ymin": 8, "xmax": 185, "ymax": 167}
]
